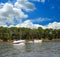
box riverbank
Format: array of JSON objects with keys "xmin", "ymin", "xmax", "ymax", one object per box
[
  {"xmin": 43, "ymin": 39, "xmax": 60, "ymax": 42},
  {"xmin": 0, "ymin": 39, "xmax": 14, "ymax": 42},
  {"xmin": 0, "ymin": 39, "xmax": 60, "ymax": 42}
]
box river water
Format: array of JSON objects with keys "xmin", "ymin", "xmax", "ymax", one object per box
[{"xmin": 0, "ymin": 42, "xmax": 60, "ymax": 57}]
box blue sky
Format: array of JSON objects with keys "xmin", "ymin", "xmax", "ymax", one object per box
[
  {"xmin": 27, "ymin": 0, "xmax": 60, "ymax": 25},
  {"xmin": 0, "ymin": 0, "xmax": 60, "ymax": 29}
]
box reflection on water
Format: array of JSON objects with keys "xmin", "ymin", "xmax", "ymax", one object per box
[
  {"xmin": 0, "ymin": 42, "xmax": 60, "ymax": 57},
  {"xmin": 13, "ymin": 44, "xmax": 26, "ymax": 54}
]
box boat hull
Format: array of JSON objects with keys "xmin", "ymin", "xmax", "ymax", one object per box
[
  {"xmin": 12, "ymin": 40, "xmax": 26, "ymax": 45},
  {"xmin": 34, "ymin": 40, "xmax": 42, "ymax": 43}
]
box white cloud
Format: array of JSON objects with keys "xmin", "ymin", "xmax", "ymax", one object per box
[
  {"xmin": 16, "ymin": 20, "xmax": 60, "ymax": 29},
  {"xmin": 31, "ymin": 17, "xmax": 51, "ymax": 22},
  {"xmin": 16, "ymin": 20, "xmax": 45, "ymax": 29},
  {"xmin": 46, "ymin": 22, "xmax": 60, "ymax": 29},
  {"xmin": 40, "ymin": 0, "xmax": 45, "ymax": 3},
  {"xmin": 0, "ymin": 3, "xmax": 4, "ymax": 8},
  {"xmin": 15, "ymin": 0, "xmax": 35, "ymax": 11},
  {"xmin": 8, "ymin": 25, "xmax": 16, "ymax": 28},
  {"xmin": 33, "ymin": 0, "xmax": 45, "ymax": 3},
  {"xmin": 15, "ymin": 20, "xmax": 60, "ymax": 29},
  {"xmin": 1, "ymin": 19, "xmax": 60, "ymax": 29},
  {"xmin": 50, "ymin": 6, "xmax": 55, "ymax": 10},
  {"xmin": 16, "ymin": 20, "xmax": 39, "ymax": 29},
  {"xmin": 51, "ymin": 6, "xmax": 55, "ymax": 9},
  {"xmin": 0, "ymin": 3, "xmax": 28, "ymax": 25},
  {"xmin": 0, "ymin": 0, "xmax": 35, "ymax": 25}
]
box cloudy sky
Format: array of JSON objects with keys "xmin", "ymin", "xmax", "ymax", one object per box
[{"xmin": 0, "ymin": 0, "xmax": 60, "ymax": 29}]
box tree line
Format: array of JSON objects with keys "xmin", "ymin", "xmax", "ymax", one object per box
[{"xmin": 0, "ymin": 27, "xmax": 60, "ymax": 41}]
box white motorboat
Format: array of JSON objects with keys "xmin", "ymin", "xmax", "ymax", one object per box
[
  {"xmin": 12, "ymin": 40, "xmax": 26, "ymax": 45},
  {"xmin": 34, "ymin": 39, "xmax": 42, "ymax": 43}
]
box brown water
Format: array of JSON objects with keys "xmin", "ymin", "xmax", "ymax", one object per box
[{"xmin": 0, "ymin": 42, "xmax": 60, "ymax": 57}]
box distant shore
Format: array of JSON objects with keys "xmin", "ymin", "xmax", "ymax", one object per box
[
  {"xmin": 43, "ymin": 39, "xmax": 60, "ymax": 42},
  {"xmin": 0, "ymin": 39, "xmax": 60, "ymax": 42}
]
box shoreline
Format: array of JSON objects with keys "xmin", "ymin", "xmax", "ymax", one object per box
[
  {"xmin": 0, "ymin": 39, "xmax": 60, "ymax": 42},
  {"xmin": 43, "ymin": 39, "xmax": 60, "ymax": 42}
]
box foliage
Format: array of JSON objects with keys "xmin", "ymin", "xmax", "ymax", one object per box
[{"xmin": 0, "ymin": 27, "xmax": 60, "ymax": 41}]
